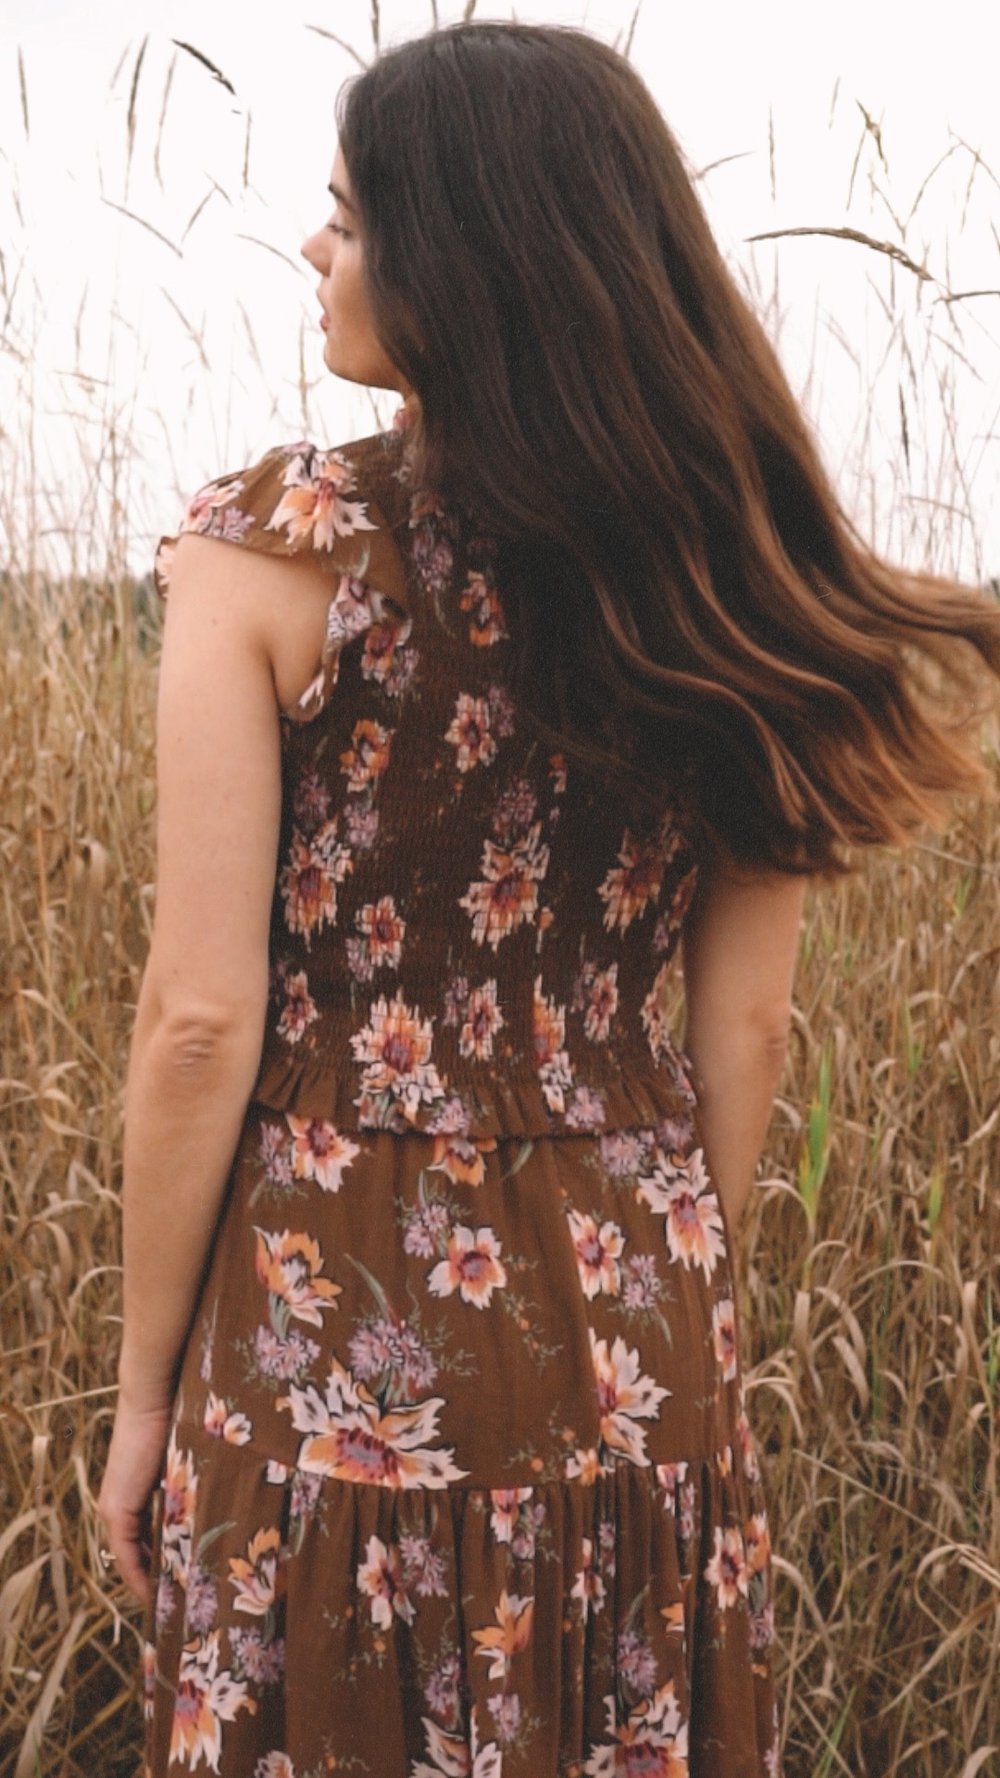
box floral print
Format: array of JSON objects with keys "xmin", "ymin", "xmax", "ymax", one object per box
[
  {"xmin": 142, "ymin": 423, "xmax": 784, "ymax": 1776},
  {"xmin": 152, "ymin": 427, "xmax": 702, "ymax": 1136}
]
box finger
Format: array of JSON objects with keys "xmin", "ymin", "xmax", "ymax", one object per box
[{"xmin": 115, "ymin": 1539, "xmax": 153, "ymax": 1608}]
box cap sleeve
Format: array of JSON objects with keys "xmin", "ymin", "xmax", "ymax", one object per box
[{"xmin": 152, "ymin": 437, "xmax": 410, "ymax": 723}]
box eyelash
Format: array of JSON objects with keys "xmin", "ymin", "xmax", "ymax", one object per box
[{"xmin": 327, "ymin": 220, "xmax": 351, "ymax": 239}]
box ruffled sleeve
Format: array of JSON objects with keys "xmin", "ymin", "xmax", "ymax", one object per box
[{"xmin": 152, "ymin": 437, "xmax": 410, "ymax": 723}]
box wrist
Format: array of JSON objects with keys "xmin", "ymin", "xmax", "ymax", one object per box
[{"xmin": 116, "ymin": 1353, "xmax": 178, "ymax": 1415}]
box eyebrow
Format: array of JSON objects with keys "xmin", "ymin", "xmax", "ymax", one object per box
[{"xmin": 328, "ymin": 180, "xmax": 356, "ymax": 211}]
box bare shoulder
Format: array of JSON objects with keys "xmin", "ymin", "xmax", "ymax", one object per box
[{"xmin": 169, "ymin": 530, "xmax": 335, "ymax": 718}]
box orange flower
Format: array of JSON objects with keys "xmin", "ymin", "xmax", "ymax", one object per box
[
  {"xmin": 428, "ymin": 1133, "xmax": 496, "ymax": 1187},
  {"xmin": 590, "ymin": 1330, "xmax": 669, "ymax": 1467},
  {"xmin": 596, "ymin": 1678, "xmax": 688, "ymax": 1774},
  {"xmin": 471, "ymin": 1588, "xmax": 534, "ymax": 1681},
  {"xmin": 566, "ymin": 1208, "xmax": 624, "ymax": 1299},
  {"xmin": 564, "ymin": 1446, "xmax": 605, "ymax": 1483},
  {"xmin": 340, "ymin": 719, "xmax": 393, "ymax": 793},
  {"xmin": 712, "ymin": 1297, "xmax": 738, "ymax": 1382},
  {"xmin": 350, "ymin": 992, "xmax": 445, "ymax": 1123},
  {"xmin": 488, "ymin": 1486, "xmax": 533, "ymax": 1544},
  {"xmin": 355, "ymin": 895, "xmax": 406, "ymax": 971},
  {"xmin": 161, "ymin": 1428, "xmax": 198, "ymax": 1584},
  {"xmin": 203, "ymin": 1391, "xmax": 252, "ymax": 1445},
  {"xmin": 640, "ymin": 961, "xmax": 672, "ymax": 1062},
  {"xmin": 182, "ymin": 476, "xmax": 246, "ymax": 532},
  {"xmin": 704, "ymin": 1524, "xmax": 750, "ymax": 1610},
  {"xmin": 532, "ymin": 975, "xmax": 574, "ymax": 1114},
  {"xmin": 279, "ymin": 821, "xmax": 351, "ymax": 948},
  {"xmin": 227, "ymin": 1526, "xmax": 286, "ymax": 1615},
  {"xmin": 570, "ymin": 1536, "xmax": 606, "ymax": 1622},
  {"xmin": 265, "ymin": 446, "xmax": 376, "ymax": 550},
  {"xmin": 458, "ymin": 978, "xmax": 504, "ymax": 1061},
  {"xmin": 459, "ymin": 825, "xmax": 549, "ymax": 952},
  {"xmin": 745, "ymin": 1511, "xmax": 772, "ymax": 1576},
  {"xmin": 361, "ymin": 619, "xmax": 404, "ymax": 682},
  {"xmin": 253, "ymin": 1227, "xmax": 342, "ymax": 1325},
  {"xmin": 275, "ymin": 968, "xmax": 318, "ymax": 1046},
  {"xmin": 636, "ymin": 1147, "xmax": 726, "ymax": 1284},
  {"xmin": 444, "ymin": 692, "xmax": 498, "ymax": 773},
  {"xmin": 168, "ymin": 1631, "xmax": 256, "ymax": 1770},
  {"xmin": 598, "ymin": 828, "xmax": 676, "ymax": 933},
  {"xmin": 427, "ymin": 1224, "xmax": 507, "ymax": 1308},
  {"xmin": 356, "ymin": 1533, "xmax": 415, "ymax": 1629},
  {"xmin": 582, "ymin": 963, "xmax": 619, "ymax": 1043},
  {"xmin": 459, "ymin": 572, "xmax": 509, "ymax": 646},
  {"xmin": 286, "ymin": 1116, "xmax": 361, "ymax": 1195},
  {"xmin": 276, "ymin": 1354, "xmax": 468, "ymax": 1489}
]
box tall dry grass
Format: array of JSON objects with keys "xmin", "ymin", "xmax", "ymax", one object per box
[{"xmin": 1, "ymin": 5, "xmax": 999, "ymax": 1775}]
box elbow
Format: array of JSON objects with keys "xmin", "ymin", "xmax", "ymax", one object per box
[
  {"xmin": 155, "ymin": 1002, "xmax": 265, "ymax": 1083},
  {"xmin": 751, "ymin": 1002, "xmax": 793, "ymax": 1064}
]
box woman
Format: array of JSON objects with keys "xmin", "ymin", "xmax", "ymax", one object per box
[{"xmin": 97, "ymin": 20, "xmax": 1000, "ymax": 1778}]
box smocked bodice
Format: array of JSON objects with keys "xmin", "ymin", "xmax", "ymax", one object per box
[{"xmin": 154, "ymin": 424, "xmax": 703, "ymax": 1138}]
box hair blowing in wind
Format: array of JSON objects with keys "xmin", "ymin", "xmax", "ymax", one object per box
[{"xmin": 337, "ymin": 20, "xmax": 1000, "ymax": 875}]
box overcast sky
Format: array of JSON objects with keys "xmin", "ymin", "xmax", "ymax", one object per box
[{"xmin": 3, "ymin": 0, "xmax": 998, "ymax": 581}]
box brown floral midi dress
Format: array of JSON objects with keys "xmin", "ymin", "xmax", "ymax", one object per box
[{"xmin": 140, "ymin": 410, "xmax": 783, "ymax": 1777}]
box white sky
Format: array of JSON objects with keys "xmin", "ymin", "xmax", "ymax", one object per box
[{"xmin": 3, "ymin": 0, "xmax": 999, "ymax": 582}]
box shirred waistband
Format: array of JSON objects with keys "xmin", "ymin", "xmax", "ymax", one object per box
[{"xmin": 249, "ymin": 1043, "xmax": 702, "ymax": 1140}]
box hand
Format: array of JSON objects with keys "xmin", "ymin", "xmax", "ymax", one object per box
[{"xmin": 96, "ymin": 1391, "xmax": 174, "ymax": 1607}]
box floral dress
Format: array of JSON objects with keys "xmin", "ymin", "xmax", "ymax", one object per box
[{"xmin": 140, "ymin": 413, "xmax": 783, "ymax": 1777}]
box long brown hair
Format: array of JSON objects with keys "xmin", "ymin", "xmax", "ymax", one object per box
[{"xmin": 337, "ymin": 20, "xmax": 1000, "ymax": 874}]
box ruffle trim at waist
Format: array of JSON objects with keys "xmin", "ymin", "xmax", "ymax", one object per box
[{"xmin": 249, "ymin": 1042, "xmax": 703, "ymax": 1141}]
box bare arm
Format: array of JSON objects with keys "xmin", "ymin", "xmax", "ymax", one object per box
[
  {"xmin": 681, "ymin": 857, "xmax": 808, "ymax": 1231},
  {"xmin": 117, "ymin": 533, "xmax": 314, "ymax": 1411}
]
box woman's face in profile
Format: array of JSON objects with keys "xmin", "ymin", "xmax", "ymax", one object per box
[{"xmin": 301, "ymin": 145, "xmax": 410, "ymax": 397}]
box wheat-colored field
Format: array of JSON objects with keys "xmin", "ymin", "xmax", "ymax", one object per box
[{"xmin": 2, "ymin": 7, "xmax": 999, "ymax": 1776}]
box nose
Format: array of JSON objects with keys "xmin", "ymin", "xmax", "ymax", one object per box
[{"xmin": 300, "ymin": 231, "xmax": 323, "ymax": 270}]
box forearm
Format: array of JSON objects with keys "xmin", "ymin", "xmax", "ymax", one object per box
[
  {"xmin": 682, "ymin": 1023, "xmax": 788, "ymax": 1232},
  {"xmin": 117, "ymin": 1006, "xmax": 264, "ymax": 1409}
]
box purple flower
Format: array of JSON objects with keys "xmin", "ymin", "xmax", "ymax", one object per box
[
  {"xmin": 349, "ymin": 1315, "xmax": 438, "ymax": 1394},
  {"xmin": 399, "ymin": 1533, "xmax": 449, "ymax": 1597},
  {"xmin": 750, "ymin": 1602, "xmax": 775, "ymax": 1650},
  {"xmin": 292, "ymin": 767, "xmax": 331, "ymax": 829},
  {"xmin": 678, "ymin": 1481, "xmax": 696, "ymax": 1545},
  {"xmin": 344, "ymin": 804, "xmax": 379, "ymax": 850},
  {"xmin": 622, "ymin": 1252, "xmax": 662, "ymax": 1311},
  {"xmin": 492, "ymin": 777, "xmax": 537, "ymax": 840},
  {"xmin": 565, "ymin": 1085, "xmax": 606, "ymax": 1131},
  {"xmin": 425, "ymin": 1095, "xmax": 471, "ymax": 1136},
  {"xmin": 656, "ymin": 1115, "xmax": 694, "ymax": 1152},
  {"xmin": 441, "ymin": 977, "xmax": 469, "ymax": 1027},
  {"xmin": 289, "ymin": 1470, "xmax": 322, "ymax": 1525},
  {"xmin": 424, "ymin": 1651, "xmax": 462, "ymax": 1726},
  {"xmin": 487, "ymin": 1691, "xmax": 522, "ymax": 1744},
  {"xmin": 214, "ymin": 507, "xmax": 256, "ymax": 543},
  {"xmin": 486, "ymin": 684, "xmax": 516, "ymax": 738},
  {"xmin": 412, "ymin": 530, "xmax": 454, "ymax": 595},
  {"xmin": 403, "ymin": 1200, "xmax": 451, "ymax": 1258},
  {"xmin": 182, "ymin": 1564, "xmax": 219, "ymax": 1636},
  {"xmin": 254, "ymin": 1325, "xmax": 320, "ymax": 1381},
  {"xmin": 599, "ymin": 1130, "xmax": 651, "ymax": 1178},
  {"xmin": 511, "ymin": 1501, "xmax": 547, "ymax": 1561},
  {"xmin": 259, "ymin": 1121, "xmax": 293, "ymax": 1189},
  {"xmin": 597, "ymin": 1518, "xmax": 617, "ymax": 1575},
  {"xmin": 616, "ymin": 1626, "xmax": 657, "ymax": 1699},
  {"xmin": 155, "ymin": 1571, "xmax": 176, "ymax": 1631},
  {"xmin": 345, "ymin": 935, "xmax": 376, "ymax": 983},
  {"xmin": 230, "ymin": 1626, "xmax": 286, "ymax": 1683}
]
